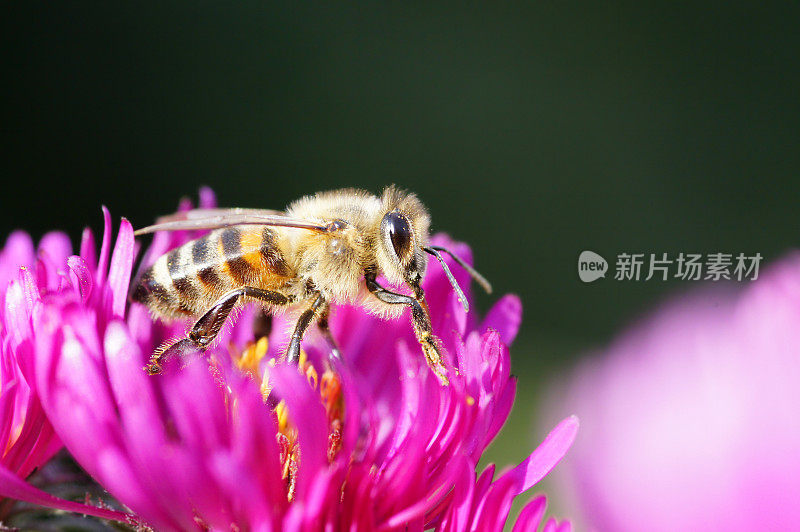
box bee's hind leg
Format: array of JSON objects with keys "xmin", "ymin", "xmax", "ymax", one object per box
[
  {"xmin": 147, "ymin": 287, "xmax": 290, "ymax": 375},
  {"xmin": 147, "ymin": 338, "xmax": 198, "ymax": 375}
]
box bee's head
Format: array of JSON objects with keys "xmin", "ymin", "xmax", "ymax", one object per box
[
  {"xmin": 375, "ymin": 186, "xmax": 430, "ymax": 287},
  {"xmin": 374, "ymin": 186, "xmax": 492, "ymax": 312}
]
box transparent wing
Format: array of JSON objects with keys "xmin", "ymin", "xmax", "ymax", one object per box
[
  {"xmin": 152, "ymin": 207, "xmax": 286, "ymax": 224},
  {"xmin": 134, "ymin": 208, "xmax": 328, "ymax": 236}
]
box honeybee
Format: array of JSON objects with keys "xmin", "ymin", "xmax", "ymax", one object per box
[{"xmin": 131, "ymin": 186, "xmax": 491, "ymax": 384}]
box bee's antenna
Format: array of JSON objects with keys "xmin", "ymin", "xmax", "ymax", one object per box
[
  {"xmin": 423, "ymin": 246, "xmax": 469, "ymax": 313},
  {"xmin": 424, "ymin": 245, "xmax": 493, "ymax": 295}
]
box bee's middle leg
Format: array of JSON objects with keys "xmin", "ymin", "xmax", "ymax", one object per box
[
  {"xmin": 286, "ymin": 293, "xmax": 326, "ymax": 364},
  {"xmin": 147, "ymin": 287, "xmax": 290, "ymax": 374},
  {"xmin": 316, "ymin": 304, "xmax": 342, "ymax": 363}
]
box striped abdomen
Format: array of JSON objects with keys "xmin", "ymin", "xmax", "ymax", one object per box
[{"xmin": 131, "ymin": 226, "xmax": 294, "ymax": 318}]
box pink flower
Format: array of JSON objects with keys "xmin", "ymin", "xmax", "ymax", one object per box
[
  {"xmin": 0, "ymin": 224, "xmax": 132, "ymax": 522},
  {"xmin": 545, "ymin": 254, "xmax": 800, "ymax": 531},
  {"xmin": 8, "ymin": 190, "xmax": 577, "ymax": 530}
]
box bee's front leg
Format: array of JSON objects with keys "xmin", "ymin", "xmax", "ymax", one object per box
[{"xmin": 364, "ymin": 272, "xmax": 448, "ymax": 385}]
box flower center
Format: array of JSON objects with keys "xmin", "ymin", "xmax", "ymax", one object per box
[{"xmin": 233, "ymin": 338, "xmax": 344, "ymax": 502}]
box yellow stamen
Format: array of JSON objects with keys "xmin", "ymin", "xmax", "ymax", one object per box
[
  {"xmin": 274, "ymin": 400, "xmax": 290, "ymax": 433},
  {"xmin": 234, "ymin": 336, "xmax": 269, "ymax": 377},
  {"xmin": 231, "ymin": 338, "xmax": 345, "ymax": 502},
  {"xmin": 3, "ymin": 422, "xmax": 24, "ymax": 458}
]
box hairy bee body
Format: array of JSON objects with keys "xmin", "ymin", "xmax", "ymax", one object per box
[
  {"xmin": 131, "ymin": 187, "xmax": 486, "ymax": 384},
  {"xmin": 132, "ymin": 188, "xmax": 428, "ymax": 321}
]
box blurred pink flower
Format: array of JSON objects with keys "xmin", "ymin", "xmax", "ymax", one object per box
[
  {"xmin": 0, "ymin": 225, "xmax": 132, "ymax": 522},
  {"xmin": 3, "ymin": 190, "xmax": 576, "ymax": 530},
  {"xmin": 545, "ymin": 254, "xmax": 800, "ymax": 531}
]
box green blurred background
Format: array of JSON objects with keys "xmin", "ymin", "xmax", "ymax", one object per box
[{"xmin": 2, "ymin": 2, "xmax": 799, "ymax": 526}]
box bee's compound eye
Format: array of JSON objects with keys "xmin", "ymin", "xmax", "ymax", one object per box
[{"xmin": 382, "ymin": 211, "xmax": 413, "ymax": 259}]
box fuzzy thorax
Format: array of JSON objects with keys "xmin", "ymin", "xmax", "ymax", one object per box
[{"xmin": 284, "ymin": 186, "xmax": 432, "ymax": 311}]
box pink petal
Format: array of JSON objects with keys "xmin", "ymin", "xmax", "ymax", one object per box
[
  {"xmin": 35, "ymin": 308, "xmax": 120, "ymax": 457},
  {"xmin": 199, "ymin": 186, "xmax": 217, "ymax": 208},
  {"xmin": 103, "ymin": 321, "xmax": 163, "ymax": 437},
  {"xmin": 209, "ymin": 451, "xmax": 276, "ymax": 529},
  {"xmin": 484, "ymin": 377, "xmax": 516, "ymax": 450},
  {"xmin": 95, "ymin": 206, "xmax": 112, "ymax": 287},
  {"xmin": 542, "ymin": 517, "xmax": 560, "ymax": 532},
  {"xmin": 162, "ymin": 360, "xmax": 230, "ymax": 452},
  {"xmin": 474, "ymin": 464, "xmax": 495, "ymax": 502},
  {"xmin": 269, "ymin": 364, "xmax": 329, "ymax": 499},
  {"xmin": 331, "ymin": 360, "xmax": 363, "ymax": 462},
  {"xmin": 6, "ymin": 409, "xmax": 58, "ymax": 480},
  {"xmin": 471, "ymin": 476, "xmax": 517, "ymax": 531},
  {"xmin": 512, "ymin": 496, "xmax": 547, "ymax": 532},
  {"xmin": 93, "ymin": 446, "xmax": 172, "ymax": 529},
  {"xmin": 106, "ymin": 218, "xmax": 134, "ymax": 317},
  {"xmin": 4, "ymin": 277, "xmax": 33, "ymax": 348},
  {"xmin": 37, "ymin": 231, "xmax": 72, "ymax": 267},
  {"xmin": 502, "ymin": 415, "xmax": 579, "ymax": 495},
  {"xmin": 448, "ymin": 289, "xmax": 468, "ymax": 337},
  {"xmin": 227, "ymin": 374, "xmax": 285, "ymax": 508},
  {"xmin": 67, "ymin": 256, "xmax": 92, "ymax": 303},
  {"xmin": 0, "ymin": 464, "xmax": 131, "ymax": 522},
  {"xmin": 0, "ymin": 231, "xmax": 35, "ymax": 273},
  {"xmin": 439, "ymin": 456, "xmax": 476, "ymax": 532},
  {"xmin": 482, "ymin": 294, "xmax": 522, "ymax": 346},
  {"xmin": 383, "ymin": 454, "xmax": 466, "ymax": 529},
  {"xmin": 79, "ymin": 226, "xmax": 97, "ymax": 272}
]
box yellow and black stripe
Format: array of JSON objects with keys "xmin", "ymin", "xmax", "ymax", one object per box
[{"xmin": 131, "ymin": 226, "xmax": 292, "ymax": 318}]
